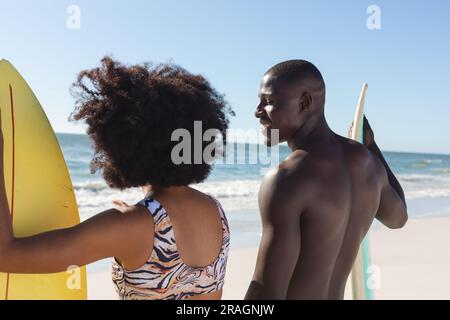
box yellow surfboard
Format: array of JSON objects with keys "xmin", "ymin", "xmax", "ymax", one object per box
[{"xmin": 0, "ymin": 60, "xmax": 87, "ymax": 300}]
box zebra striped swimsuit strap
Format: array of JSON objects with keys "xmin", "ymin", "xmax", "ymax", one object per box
[{"xmin": 139, "ymin": 197, "xmax": 178, "ymax": 253}]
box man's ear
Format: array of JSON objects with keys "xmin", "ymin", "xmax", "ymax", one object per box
[{"xmin": 299, "ymin": 92, "xmax": 312, "ymax": 112}]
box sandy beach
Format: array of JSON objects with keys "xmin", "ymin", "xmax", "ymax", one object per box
[{"xmin": 87, "ymin": 216, "xmax": 450, "ymax": 300}]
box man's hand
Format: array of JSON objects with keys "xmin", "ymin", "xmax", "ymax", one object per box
[
  {"xmin": 362, "ymin": 116, "xmax": 375, "ymax": 149},
  {"xmin": 349, "ymin": 116, "xmax": 376, "ymax": 150},
  {"xmin": 353, "ymin": 115, "xmax": 408, "ymax": 228}
]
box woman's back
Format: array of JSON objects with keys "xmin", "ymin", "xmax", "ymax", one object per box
[{"xmin": 112, "ymin": 186, "xmax": 230, "ymax": 300}]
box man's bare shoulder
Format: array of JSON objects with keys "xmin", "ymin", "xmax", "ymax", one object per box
[
  {"xmin": 260, "ymin": 150, "xmax": 318, "ymax": 205},
  {"xmin": 339, "ymin": 135, "xmax": 386, "ymax": 180},
  {"xmin": 264, "ymin": 149, "xmax": 310, "ymax": 179}
]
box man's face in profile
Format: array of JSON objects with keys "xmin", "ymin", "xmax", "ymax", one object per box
[{"xmin": 255, "ymin": 74, "xmax": 303, "ymax": 146}]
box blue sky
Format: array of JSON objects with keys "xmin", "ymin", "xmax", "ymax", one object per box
[{"xmin": 1, "ymin": 0, "xmax": 449, "ymax": 154}]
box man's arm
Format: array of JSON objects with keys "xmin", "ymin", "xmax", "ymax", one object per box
[
  {"xmin": 371, "ymin": 143, "xmax": 408, "ymax": 228},
  {"xmin": 363, "ymin": 117, "xmax": 408, "ymax": 228},
  {"xmin": 245, "ymin": 164, "xmax": 306, "ymax": 300}
]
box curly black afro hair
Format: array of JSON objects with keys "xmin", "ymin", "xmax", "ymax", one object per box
[{"xmin": 70, "ymin": 56, "xmax": 234, "ymax": 189}]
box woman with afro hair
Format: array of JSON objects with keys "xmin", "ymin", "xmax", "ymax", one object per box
[{"xmin": 0, "ymin": 56, "xmax": 234, "ymax": 300}]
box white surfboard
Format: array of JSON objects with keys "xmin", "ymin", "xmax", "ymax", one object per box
[{"xmin": 348, "ymin": 83, "xmax": 373, "ymax": 300}]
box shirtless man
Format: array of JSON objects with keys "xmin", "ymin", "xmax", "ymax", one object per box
[{"xmin": 245, "ymin": 60, "xmax": 407, "ymax": 300}]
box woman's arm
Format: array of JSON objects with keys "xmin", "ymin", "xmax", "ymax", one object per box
[
  {"xmin": 0, "ymin": 207, "xmax": 154, "ymax": 274},
  {"xmin": 0, "ymin": 109, "xmax": 153, "ymax": 274}
]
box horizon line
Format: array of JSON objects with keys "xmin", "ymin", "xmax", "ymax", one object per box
[{"xmin": 54, "ymin": 132, "xmax": 450, "ymax": 157}]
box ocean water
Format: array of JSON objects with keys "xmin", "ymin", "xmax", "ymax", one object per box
[{"xmin": 57, "ymin": 133, "xmax": 450, "ymax": 249}]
